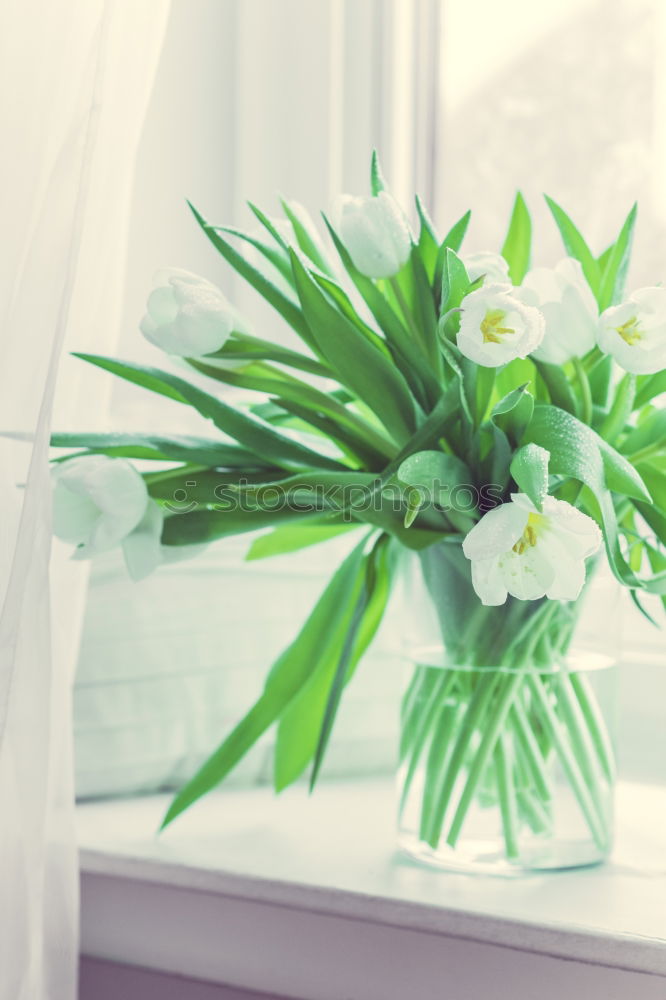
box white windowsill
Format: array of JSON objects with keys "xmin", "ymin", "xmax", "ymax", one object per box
[{"xmin": 78, "ymin": 778, "xmax": 666, "ymax": 1000}]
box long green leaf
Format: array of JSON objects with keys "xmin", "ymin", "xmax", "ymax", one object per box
[
  {"xmin": 440, "ymin": 248, "xmax": 470, "ymax": 317},
  {"xmin": 510, "ymin": 443, "xmax": 549, "ymax": 510},
  {"xmin": 532, "ymin": 359, "xmax": 578, "ymax": 415},
  {"xmin": 599, "ymin": 373, "xmax": 636, "ymax": 444},
  {"xmin": 434, "ymin": 210, "xmax": 471, "ymax": 297},
  {"xmin": 491, "ymin": 384, "xmax": 534, "ymax": 447},
  {"xmin": 415, "ymin": 194, "xmax": 439, "ymax": 281},
  {"xmin": 289, "ymin": 250, "xmax": 416, "ymax": 443},
  {"xmin": 323, "ymin": 215, "xmax": 439, "ymax": 409},
  {"xmin": 188, "ymin": 201, "xmax": 314, "ymax": 347},
  {"xmin": 187, "ymin": 358, "xmax": 395, "ymax": 463},
  {"xmin": 213, "ymin": 224, "xmax": 294, "ymax": 286},
  {"xmin": 370, "ymin": 149, "xmax": 387, "ymax": 196},
  {"xmin": 161, "ymin": 534, "xmax": 372, "ymax": 828},
  {"xmin": 74, "ymin": 354, "xmax": 347, "ymax": 472},
  {"xmin": 280, "ymin": 198, "xmax": 333, "ymax": 275},
  {"xmin": 634, "ymin": 370, "xmax": 666, "ymax": 409},
  {"xmin": 597, "ymin": 203, "xmax": 637, "ymax": 310},
  {"xmin": 620, "ymin": 409, "xmax": 666, "ymax": 457},
  {"xmin": 161, "ymin": 504, "xmax": 320, "ymax": 546},
  {"xmin": 311, "ymin": 273, "xmax": 389, "ymax": 356},
  {"xmin": 309, "ymin": 535, "xmax": 395, "ymax": 789},
  {"xmin": 274, "ymin": 535, "xmax": 395, "ymax": 790},
  {"xmin": 49, "ymin": 431, "xmax": 260, "ymax": 467},
  {"xmin": 246, "ymin": 519, "xmax": 357, "ymax": 560},
  {"xmin": 501, "ymin": 192, "xmax": 531, "ymax": 284},
  {"xmin": 409, "ymin": 246, "xmax": 440, "ymax": 369},
  {"xmin": 544, "ymin": 196, "xmax": 601, "ymax": 297},
  {"xmin": 208, "ymin": 331, "xmax": 330, "ymax": 378}
]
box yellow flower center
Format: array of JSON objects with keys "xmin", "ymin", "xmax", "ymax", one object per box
[
  {"xmin": 481, "ymin": 308, "xmax": 515, "ymax": 344},
  {"xmin": 512, "ymin": 513, "xmax": 544, "ymax": 555},
  {"xmin": 616, "ymin": 316, "xmax": 643, "ymax": 345}
]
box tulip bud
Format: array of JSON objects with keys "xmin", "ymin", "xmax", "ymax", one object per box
[
  {"xmin": 333, "ymin": 191, "xmax": 412, "ymax": 279},
  {"xmin": 598, "ymin": 286, "xmax": 666, "ymax": 374},
  {"xmin": 140, "ymin": 268, "xmax": 245, "ymax": 357}
]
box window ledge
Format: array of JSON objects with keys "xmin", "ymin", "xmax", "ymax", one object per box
[{"xmin": 78, "ymin": 779, "xmax": 666, "ymax": 999}]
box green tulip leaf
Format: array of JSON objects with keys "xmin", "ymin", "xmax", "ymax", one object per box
[
  {"xmin": 73, "ymin": 354, "xmax": 347, "ymax": 472},
  {"xmin": 161, "ymin": 533, "xmax": 374, "ymax": 828},
  {"xmin": 491, "ymin": 384, "xmax": 534, "ymax": 447},
  {"xmin": 370, "ymin": 149, "xmax": 387, "ymax": 196},
  {"xmin": 597, "ymin": 202, "xmax": 637, "ymax": 311},
  {"xmin": 510, "ymin": 443, "xmax": 550, "ymax": 511},
  {"xmin": 188, "ymin": 201, "xmax": 314, "ymax": 348},
  {"xmin": 544, "ymin": 196, "xmax": 601, "ymax": 297},
  {"xmin": 49, "ymin": 431, "xmax": 260, "ymax": 467},
  {"xmin": 501, "ymin": 191, "xmax": 531, "ymax": 284},
  {"xmin": 246, "ymin": 519, "xmax": 357, "ymax": 560},
  {"xmin": 289, "ymin": 249, "xmax": 417, "ymax": 444}
]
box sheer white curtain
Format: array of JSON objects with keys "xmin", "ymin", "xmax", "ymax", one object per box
[{"xmin": 0, "ymin": 2, "xmax": 169, "ymax": 998}]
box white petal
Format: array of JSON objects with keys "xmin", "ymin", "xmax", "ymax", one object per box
[
  {"xmin": 172, "ymin": 306, "xmax": 233, "ymax": 356},
  {"xmin": 598, "ymin": 292, "xmax": 666, "ymax": 374},
  {"xmin": 121, "ymin": 501, "xmax": 164, "ymax": 581},
  {"xmin": 470, "ymin": 557, "xmax": 508, "ymax": 605},
  {"xmin": 334, "ymin": 191, "xmax": 412, "ymax": 279},
  {"xmin": 541, "ymin": 497, "xmax": 601, "ymax": 558},
  {"xmin": 462, "ymin": 251, "xmax": 510, "ymax": 285},
  {"xmin": 457, "ymin": 285, "xmax": 544, "ymax": 368},
  {"xmin": 141, "ymin": 270, "xmax": 243, "ymax": 356},
  {"xmin": 146, "ymin": 284, "xmax": 178, "ymax": 325},
  {"xmin": 498, "ymin": 545, "xmax": 554, "ymax": 601},
  {"xmin": 544, "ymin": 549, "xmax": 586, "ymax": 601},
  {"xmin": 462, "ymin": 500, "xmax": 527, "ymax": 561},
  {"xmin": 52, "ymin": 479, "xmax": 100, "ymax": 546},
  {"xmin": 54, "ymin": 456, "xmax": 148, "ymax": 554}
]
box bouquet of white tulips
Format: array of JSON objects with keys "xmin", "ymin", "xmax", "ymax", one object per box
[{"xmin": 51, "ymin": 154, "xmax": 665, "ymax": 864}]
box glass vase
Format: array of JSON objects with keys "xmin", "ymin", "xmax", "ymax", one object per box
[{"xmin": 397, "ymin": 542, "xmax": 618, "ymax": 874}]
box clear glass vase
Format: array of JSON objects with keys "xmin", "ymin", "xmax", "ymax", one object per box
[{"xmin": 397, "ymin": 542, "xmax": 618, "ymax": 875}]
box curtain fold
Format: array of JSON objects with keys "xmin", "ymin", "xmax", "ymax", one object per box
[{"xmin": 0, "ymin": 3, "xmax": 169, "ymax": 997}]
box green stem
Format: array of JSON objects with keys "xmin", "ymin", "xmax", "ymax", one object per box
[
  {"xmin": 554, "ymin": 673, "xmax": 608, "ymax": 829},
  {"xmin": 573, "ymin": 356, "xmax": 593, "ymax": 426},
  {"xmin": 517, "ymin": 786, "xmax": 552, "ymax": 836},
  {"xmin": 424, "ymin": 671, "xmax": 499, "ymax": 848},
  {"xmin": 628, "ymin": 443, "xmax": 665, "ymax": 465},
  {"xmin": 527, "ymin": 673, "xmax": 608, "ymax": 851},
  {"xmin": 418, "ymin": 701, "xmax": 462, "ymax": 842},
  {"xmin": 495, "ymin": 735, "xmax": 519, "ymax": 859},
  {"xmin": 509, "ymin": 702, "xmax": 552, "ymax": 802},
  {"xmin": 445, "ymin": 671, "xmax": 523, "ymax": 847},
  {"xmin": 570, "ymin": 673, "xmax": 616, "ymax": 784},
  {"xmin": 399, "ymin": 670, "xmax": 457, "ymax": 813}
]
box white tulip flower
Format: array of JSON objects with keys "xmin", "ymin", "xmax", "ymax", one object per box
[
  {"xmin": 52, "ymin": 456, "xmax": 205, "ymax": 581},
  {"xmin": 517, "ymin": 258, "xmax": 598, "ymax": 365},
  {"xmin": 333, "ymin": 191, "xmax": 412, "ymax": 279},
  {"xmin": 457, "ymin": 283, "xmax": 545, "ymax": 368},
  {"xmin": 121, "ymin": 500, "xmax": 208, "ymax": 581},
  {"xmin": 462, "ymin": 251, "xmax": 510, "ymax": 286},
  {"xmin": 462, "ymin": 493, "xmax": 601, "ymax": 606},
  {"xmin": 52, "ymin": 455, "xmax": 149, "ymax": 558},
  {"xmin": 140, "ymin": 268, "xmax": 245, "ymax": 357},
  {"xmin": 598, "ymin": 286, "xmax": 666, "ymax": 374}
]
